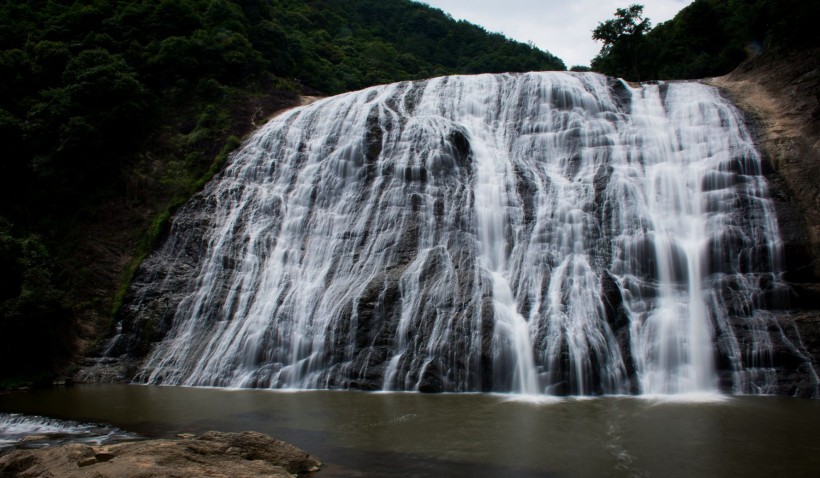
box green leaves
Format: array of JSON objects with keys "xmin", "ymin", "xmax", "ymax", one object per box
[
  {"xmin": 0, "ymin": 218, "xmax": 72, "ymax": 382},
  {"xmin": 270, "ymin": 0, "xmax": 565, "ymax": 92},
  {"xmin": 591, "ymin": 4, "xmax": 652, "ymax": 80},
  {"xmin": 591, "ymin": 0, "xmax": 819, "ymax": 81},
  {"xmin": 592, "ymin": 4, "xmax": 651, "ymax": 52},
  {"xmin": 26, "ymin": 48, "xmax": 149, "ymax": 185}
]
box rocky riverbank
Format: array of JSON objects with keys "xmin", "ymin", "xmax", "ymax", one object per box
[{"xmin": 0, "ymin": 431, "xmax": 322, "ymax": 478}]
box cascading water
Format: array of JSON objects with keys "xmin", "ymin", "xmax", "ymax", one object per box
[
  {"xmin": 118, "ymin": 72, "xmax": 806, "ymax": 396},
  {"xmin": 0, "ymin": 414, "xmax": 137, "ymax": 450}
]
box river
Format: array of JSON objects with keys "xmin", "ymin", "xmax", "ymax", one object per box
[{"xmin": 1, "ymin": 385, "xmax": 818, "ymax": 477}]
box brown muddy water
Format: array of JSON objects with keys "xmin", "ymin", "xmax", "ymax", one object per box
[{"xmin": 1, "ymin": 385, "xmax": 819, "ymax": 477}]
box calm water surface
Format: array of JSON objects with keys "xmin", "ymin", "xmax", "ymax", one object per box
[{"xmin": 1, "ymin": 385, "xmax": 818, "ymax": 477}]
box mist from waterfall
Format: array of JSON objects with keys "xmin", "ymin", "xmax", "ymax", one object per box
[{"xmin": 126, "ymin": 72, "xmax": 790, "ymax": 396}]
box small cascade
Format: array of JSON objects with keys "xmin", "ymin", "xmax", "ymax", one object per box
[
  {"xmin": 0, "ymin": 414, "xmax": 137, "ymax": 450},
  {"xmin": 460, "ymin": 78, "xmax": 540, "ymax": 395},
  {"xmin": 117, "ymin": 72, "xmax": 809, "ymax": 396}
]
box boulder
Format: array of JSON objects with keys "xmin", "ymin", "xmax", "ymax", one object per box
[{"xmin": 0, "ymin": 431, "xmax": 322, "ymax": 478}]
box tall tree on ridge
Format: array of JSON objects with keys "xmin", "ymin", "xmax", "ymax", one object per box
[{"xmin": 591, "ymin": 4, "xmax": 651, "ymax": 81}]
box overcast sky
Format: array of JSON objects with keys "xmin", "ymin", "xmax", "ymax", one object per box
[{"xmin": 417, "ymin": 0, "xmax": 693, "ymax": 67}]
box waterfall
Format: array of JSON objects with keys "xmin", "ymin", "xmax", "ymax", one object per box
[{"xmin": 121, "ymin": 72, "xmax": 794, "ymax": 395}]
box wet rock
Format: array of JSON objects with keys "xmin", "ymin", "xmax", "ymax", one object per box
[
  {"xmin": 72, "ymin": 355, "xmax": 140, "ymax": 384},
  {"xmin": 720, "ymin": 311, "xmax": 820, "ymax": 397},
  {"xmin": 0, "ymin": 431, "xmax": 321, "ymax": 478},
  {"xmin": 778, "ymin": 311, "xmax": 820, "ymax": 397},
  {"xmin": 600, "ymin": 271, "xmax": 637, "ymax": 392},
  {"xmin": 417, "ymin": 359, "xmax": 445, "ymax": 393},
  {"xmin": 708, "ymin": 48, "xmax": 820, "ymax": 280},
  {"xmin": 51, "ymin": 377, "xmax": 73, "ymax": 387},
  {"xmin": 708, "ymin": 49, "xmax": 820, "ymax": 392}
]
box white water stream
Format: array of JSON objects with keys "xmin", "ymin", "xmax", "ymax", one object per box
[{"xmin": 126, "ymin": 72, "xmax": 790, "ymax": 395}]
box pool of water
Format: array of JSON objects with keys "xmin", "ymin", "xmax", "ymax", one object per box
[{"xmin": 1, "ymin": 385, "xmax": 818, "ymax": 477}]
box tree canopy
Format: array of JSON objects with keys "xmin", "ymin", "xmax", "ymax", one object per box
[
  {"xmin": 591, "ymin": 0, "xmax": 820, "ymax": 81},
  {"xmin": 591, "ymin": 4, "xmax": 651, "ymax": 80},
  {"xmin": 0, "ymin": 0, "xmax": 566, "ymax": 212}
]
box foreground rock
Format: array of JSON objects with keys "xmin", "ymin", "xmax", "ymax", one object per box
[{"xmin": 0, "ymin": 431, "xmax": 322, "ymax": 478}]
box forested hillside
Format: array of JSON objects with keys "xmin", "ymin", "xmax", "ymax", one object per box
[
  {"xmin": 591, "ymin": 0, "xmax": 820, "ymax": 81},
  {"xmin": 0, "ymin": 0, "xmax": 565, "ymax": 387}
]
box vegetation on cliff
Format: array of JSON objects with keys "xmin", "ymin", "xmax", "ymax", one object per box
[
  {"xmin": 0, "ymin": 0, "xmax": 564, "ymax": 386},
  {"xmin": 591, "ymin": 0, "xmax": 820, "ymax": 81}
]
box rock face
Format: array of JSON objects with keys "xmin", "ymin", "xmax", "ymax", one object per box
[
  {"xmin": 708, "ymin": 48, "xmax": 820, "ymax": 280},
  {"xmin": 708, "ymin": 47, "xmax": 820, "ymax": 395},
  {"xmin": 0, "ymin": 431, "xmax": 322, "ymax": 478}
]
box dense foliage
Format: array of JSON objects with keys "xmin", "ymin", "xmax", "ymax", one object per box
[
  {"xmin": 0, "ymin": 219, "xmax": 72, "ymax": 385},
  {"xmin": 0, "ymin": 0, "xmax": 565, "ymax": 212},
  {"xmin": 591, "ymin": 4, "xmax": 651, "ymax": 81},
  {"xmin": 591, "ymin": 0, "xmax": 820, "ymax": 81},
  {"xmin": 0, "ymin": 0, "xmax": 564, "ymax": 385}
]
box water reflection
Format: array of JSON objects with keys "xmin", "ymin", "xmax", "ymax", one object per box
[{"xmin": 1, "ymin": 385, "xmax": 818, "ymax": 478}]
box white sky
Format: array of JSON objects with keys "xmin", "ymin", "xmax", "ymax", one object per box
[{"xmin": 417, "ymin": 0, "xmax": 693, "ymax": 67}]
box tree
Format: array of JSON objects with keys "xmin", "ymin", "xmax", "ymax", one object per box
[
  {"xmin": 591, "ymin": 4, "xmax": 652, "ymax": 80},
  {"xmin": 0, "ymin": 218, "xmax": 72, "ymax": 384},
  {"xmin": 27, "ymin": 48, "xmax": 150, "ymax": 188}
]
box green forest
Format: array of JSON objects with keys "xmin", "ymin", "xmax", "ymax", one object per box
[
  {"xmin": 590, "ymin": 0, "xmax": 820, "ymax": 81},
  {"xmin": 0, "ymin": 0, "xmax": 566, "ymax": 221}
]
